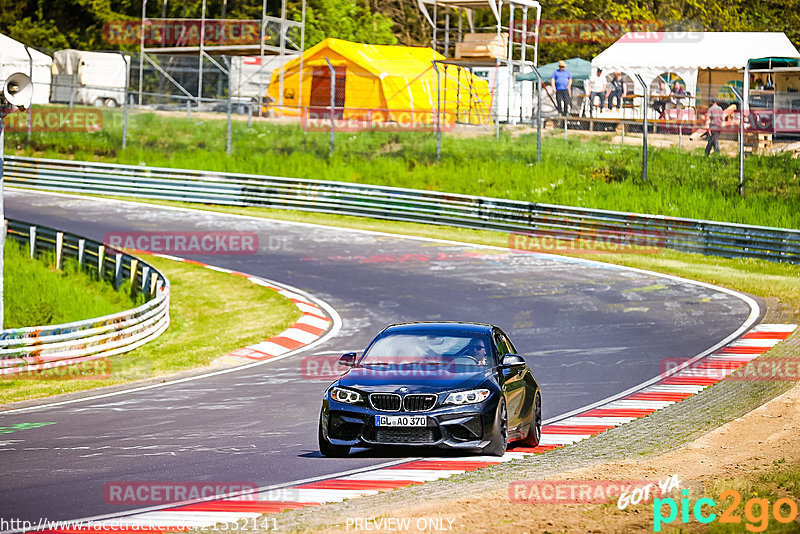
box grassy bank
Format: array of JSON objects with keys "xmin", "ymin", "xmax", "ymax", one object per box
[
  {"xmin": 0, "ymin": 254, "xmax": 302, "ymax": 404},
  {"xmin": 703, "ymin": 463, "xmax": 800, "ymax": 533},
  {"xmin": 6, "ymin": 107, "xmax": 800, "ymax": 229},
  {"xmin": 3, "ymin": 239, "xmax": 140, "ymax": 328}
]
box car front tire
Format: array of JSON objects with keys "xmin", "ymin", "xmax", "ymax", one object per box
[{"xmin": 482, "ymin": 397, "xmax": 508, "ymax": 457}]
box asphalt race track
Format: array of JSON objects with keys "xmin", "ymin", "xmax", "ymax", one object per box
[{"xmin": 1, "ymin": 189, "xmax": 759, "ymax": 525}]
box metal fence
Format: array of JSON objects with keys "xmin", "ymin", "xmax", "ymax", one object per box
[
  {"xmin": 0, "ymin": 219, "xmax": 170, "ymax": 376},
  {"xmin": 5, "ymin": 155, "xmax": 799, "ymax": 263}
]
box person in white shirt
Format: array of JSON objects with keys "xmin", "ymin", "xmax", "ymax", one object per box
[
  {"xmin": 588, "ymin": 68, "xmax": 607, "ymax": 116},
  {"xmin": 652, "ymin": 79, "xmax": 671, "ymax": 116}
]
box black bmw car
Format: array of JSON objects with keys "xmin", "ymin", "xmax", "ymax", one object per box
[{"xmin": 318, "ymin": 322, "xmax": 542, "ymax": 457}]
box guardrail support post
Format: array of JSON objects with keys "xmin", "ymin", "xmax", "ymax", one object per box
[
  {"xmin": 29, "ymin": 226, "xmax": 36, "ymax": 259},
  {"xmin": 115, "ymin": 253, "xmax": 123, "ymax": 289},
  {"xmin": 55, "ymin": 232, "xmax": 64, "ymax": 270},
  {"xmin": 97, "ymin": 245, "xmax": 105, "ymax": 279},
  {"xmin": 78, "ymin": 238, "xmax": 85, "ymax": 267},
  {"xmin": 142, "ymin": 265, "xmax": 150, "ymax": 292},
  {"xmin": 130, "ymin": 258, "xmax": 139, "ymax": 284}
]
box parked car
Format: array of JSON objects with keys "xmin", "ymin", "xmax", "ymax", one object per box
[{"xmin": 318, "ymin": 322, "xmax": 542, "ymax": 457}]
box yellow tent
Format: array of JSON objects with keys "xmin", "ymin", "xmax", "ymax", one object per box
[{"xmin": 266, "ymin": 38, "xmax": 493, "ymax": 127}]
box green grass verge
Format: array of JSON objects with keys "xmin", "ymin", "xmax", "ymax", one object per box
[
  {"xmin": 0, "ymin": 254, "xmax": 301, "ymax": 404},
  {"xmin": 7, "ymin": 106, "xmax": 800, "ymax": 229},
  {"xmin": 3, "ymin": 239, "xmax": 141, "ymax": 328},
  {"xmin": 698, "ymin": 462, "xmax": 800, "ymax": 533}
]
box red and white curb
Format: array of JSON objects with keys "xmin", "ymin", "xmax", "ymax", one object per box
[
  {"xmin": 151, "ymin": 254, "xmax": 333, "ymax": 362},
  {"xmin": 525, "ymin": 323, "xmax": 798, "ymax": 450},
  {"xmin": 37, "ymin": 323, "xmax": 796, "ymax": 533}
]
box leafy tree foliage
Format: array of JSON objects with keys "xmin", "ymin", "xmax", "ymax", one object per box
[
  {"xmin": 0, "ymin": 0, "xmax": 798, "ymax": 62},
  {"xmin": 296, "ymin": 0, "xmax": 396, "ymax": 47}
]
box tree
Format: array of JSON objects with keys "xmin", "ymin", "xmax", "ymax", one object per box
[{"xmin": 297, "ymin": 0, "xmax": 397, "ymax": 48}]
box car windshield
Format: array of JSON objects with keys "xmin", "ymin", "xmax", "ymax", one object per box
[{"xmin": 360, "ymin": 333, "xmax": 492, "ymax": 368}]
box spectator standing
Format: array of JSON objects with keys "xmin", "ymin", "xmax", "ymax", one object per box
[
  {"xmin": 588, "ymin": 67, "xmax": 606, "ymax": 116},
  {"xmin": 705, "ymin": 99, "xmax": 724, "ymax": 156},
  {"xmin": 606, "ymin": 72, "xmax": 626, "ymax": 110},
  {"xmin": 550, "ymin": 60, "xmax": 572, "ymax": 116}
]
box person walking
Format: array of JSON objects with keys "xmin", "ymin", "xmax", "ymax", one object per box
[
  {"xmin": 550, "ymin": 60, "xmax": 572, "ymax": 116},
  {"xmin": 705, "ymin": 99, "xmax": 724, "ymax": 156},
  {"xmin": 588, "ymin": 67, "xmax": 606, "ymax": 116}
]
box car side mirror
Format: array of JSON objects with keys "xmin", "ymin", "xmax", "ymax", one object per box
[
  {"xmin": 501, "ymin": 354, "xmax": 525, "ymax": 368},
  {"xmin": 338, "ymin": 352, "xmax": 357, "ymax": 367}
]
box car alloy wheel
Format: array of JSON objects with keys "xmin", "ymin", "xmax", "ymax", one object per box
[{"xmin": 483, "ymin": 397, "xmax": 508, "ymax": 456}]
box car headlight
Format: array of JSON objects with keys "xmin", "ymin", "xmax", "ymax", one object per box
[
  {"xmin": 330, "ymin": 386, "xmax": 363, "ymax": 404},
  {"xmin": 444, "ymin": 388, "xmax": 491, "ymax": 405}
]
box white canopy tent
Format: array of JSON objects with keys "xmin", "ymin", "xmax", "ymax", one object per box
[
  {"xmin": 0, "ymin": 33, "xmax": 52, "ymax": 105},
  {"xmin": 592, "ymin": 32, "xmax": 800, "ymax": 102}
]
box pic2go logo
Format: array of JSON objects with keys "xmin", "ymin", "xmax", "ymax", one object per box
[{"xmin": 654, "ymin": 489, "xmax": 799, "ymax": 532}]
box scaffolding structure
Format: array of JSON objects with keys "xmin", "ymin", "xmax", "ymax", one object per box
[
  {"xmin": 417, "ymin": 0, "xmax": 541, "ymax": 123},
  {"xmin": 137, "ymin": 0, "xmax": 305, "ymax": 107}
]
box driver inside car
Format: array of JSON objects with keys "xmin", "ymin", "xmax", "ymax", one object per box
[{"xmin": 464, "ymin": 339, "xmax": 488, "ymax": 365}]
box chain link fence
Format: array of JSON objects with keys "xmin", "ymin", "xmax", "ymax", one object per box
[{"xmin": 5, "ymin": 47, "xmax": 800, "ymax": 198}]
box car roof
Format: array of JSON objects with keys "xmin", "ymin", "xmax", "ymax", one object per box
[{"xmin": 381, "ymin": 322, "xmax": 495, "ymax": 335}]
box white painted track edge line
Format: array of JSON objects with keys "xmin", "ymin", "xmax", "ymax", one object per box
[{"xmin": 9, "ymin": 457, "xmax": 423, "ymax": 534}]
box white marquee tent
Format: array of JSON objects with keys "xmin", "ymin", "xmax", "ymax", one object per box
[
  {"xmin": 0, "ymin": 33, "xmax": 52, "ymax": 105},
  {"xmin": 592, "ymin": 32, "xmax": 800, "ymax": 101}
]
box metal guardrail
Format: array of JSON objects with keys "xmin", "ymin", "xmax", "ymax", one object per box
[
  {"xmin": 4, "ymin": 155, "xmax": 800, "ymax": 263},
  {"xmin": 1, "ymin": 219, "xmax": 170, "ymax": 376}
]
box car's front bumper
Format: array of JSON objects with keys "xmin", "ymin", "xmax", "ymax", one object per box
[{"xmin": 321, "ymin": 397, "xmax": 499, "ymax": 450}]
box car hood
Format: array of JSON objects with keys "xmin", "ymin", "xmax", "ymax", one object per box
[{"xmin": 336, "ymin": 366, "xmax": 494, "ymax": 394}]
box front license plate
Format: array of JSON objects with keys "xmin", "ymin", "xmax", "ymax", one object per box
[{"xmin": 374, "ymin": 415, "xmax": 427, "ymax": 427}]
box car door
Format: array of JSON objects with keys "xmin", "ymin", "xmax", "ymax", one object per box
[
  {"xmin": 494, "ymin": 329, "xmax": 526, "ymax": 438},
  {"xmin": 502, "ymin": 329, "xmax": 537, "ymax": 436}
]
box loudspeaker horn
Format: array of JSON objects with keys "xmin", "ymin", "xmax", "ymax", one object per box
[{"xmin": 2, "ymin": 72, "xmax": 33, "ymax": 110}]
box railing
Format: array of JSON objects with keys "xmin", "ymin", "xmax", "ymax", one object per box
[
  {"xmin": 1, "ymin": 219, "xmax": 170, "ymax": 376},
  {"xmin": 4, "ymin": 155, "xmax": 800, "ymax": 263}
]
